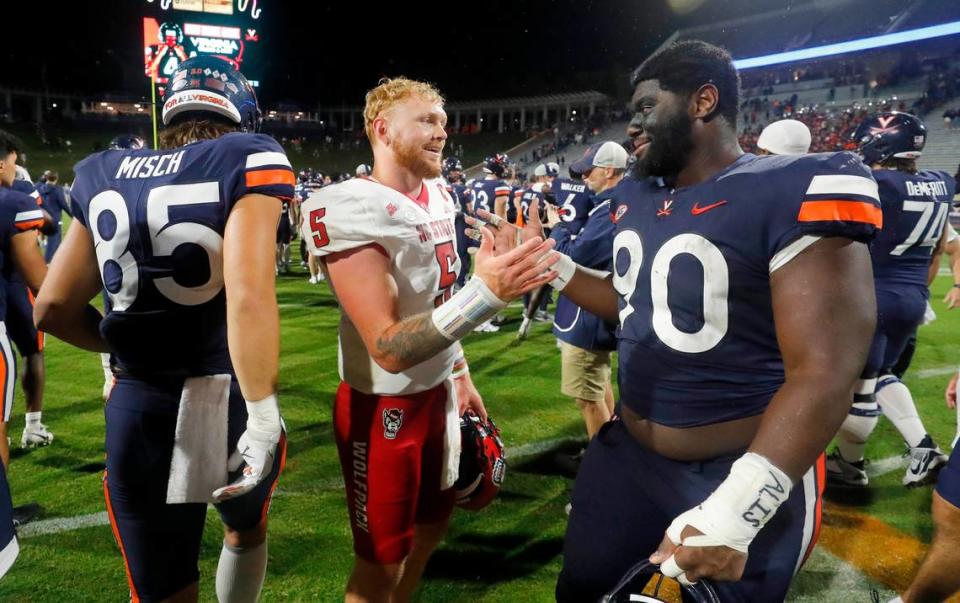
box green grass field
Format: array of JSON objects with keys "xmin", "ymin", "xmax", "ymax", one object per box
[{"xmin": 0, "ymin": 243, "xmax": 957, "ymax": 601}]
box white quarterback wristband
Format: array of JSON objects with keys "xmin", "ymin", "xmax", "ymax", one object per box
[
  {"xmin": 549, "ymin": 253, "xmax": 577, "ymax": 291},
  {"xmin": 666, "ymin": 452, "xmax": 793, "ymax": 554},
  {"xmin": 245, "ymin": 394, "xmax": 282, "ymax": 444},
  {"xmin": 432, "ymin": 276, "xmax": 508, "ymax": 341}
]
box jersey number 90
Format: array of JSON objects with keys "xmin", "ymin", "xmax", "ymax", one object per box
[{"xmin": 612, "ymin": 230, "xmax": 729, "ymax": 354}]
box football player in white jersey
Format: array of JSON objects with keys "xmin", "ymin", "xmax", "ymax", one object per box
[{"xmin": 301, "ymin": 77, "xmax": 558, "ymax": 603}]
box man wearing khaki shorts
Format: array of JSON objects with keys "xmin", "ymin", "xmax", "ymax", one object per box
[{"xmin": 548, "ymin": 141, "xmax": 629, "ymax": 437}]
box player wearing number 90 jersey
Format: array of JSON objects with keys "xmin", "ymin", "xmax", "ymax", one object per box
[
  {"xmin": 35, "ymin": 57, "xmax": 288, "ymax": 602},
  {"xmin": 609, "ymin": 151, "xmax": 880, "ymax": 425}
]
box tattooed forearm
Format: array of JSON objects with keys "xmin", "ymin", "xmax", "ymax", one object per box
[{"xmin": 374, "ymin": 311, "xmax": 452, "ymax": 372}]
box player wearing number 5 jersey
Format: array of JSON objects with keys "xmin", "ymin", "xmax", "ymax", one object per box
[
  {"xmin": 830, "ymin": 112, "xmax": 956, "ymax": 490},
  {"xmin": 499, "ymin": 41, "xmax": 881, "ymax": 602},
  {"xmin": 34, "ymin": 57, "xmax": 288, "ymax": 603},
  {"xmin": 300, "ymin": 77, "xmax": 556, "ymax": 602}
]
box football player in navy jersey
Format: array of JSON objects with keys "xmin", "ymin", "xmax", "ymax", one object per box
[
  {"xmin": 471, "ymin": 153, "xmax": 512, "ymax": 218},
  {"xmin": 546, "ymin": 161, "xmax": 595, "ymax": 235},
  {"xmin": 6, "ymin": 178, "xmax": 54, "ymax": 448},
  {"xmin": 0, "ymin": 129, "xmax": 50, "ymax": 579},
  {"xmin": 34, "ymin": 57, "xmax": 288, "ymax": 603},
  {"xmin": 829, "ymin": 112, "xmax": 955, "ymax": 489},
  {"xmin": 474, "ymin": 41, "xmax": 881, "ymax": 601}
]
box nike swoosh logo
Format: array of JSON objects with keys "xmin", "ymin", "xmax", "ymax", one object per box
[{"xmin": 691, "ymin": 200, "xmax": 728, "ymax": 215}]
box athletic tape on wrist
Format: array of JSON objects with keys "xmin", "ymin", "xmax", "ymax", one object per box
[
  {"xmin": 665, "ymin": 452, "xmax": 793, "ymax": 553},
  {"xmin": 432, "ymin": 276, "xmax": 508, "ymax": 341},
  {"xmin": 549, "ymin": 253, "xmax": 577, "ymax": 291},
  {"xmin": 245, "ymin": 394, "xmax": 282, "ymax": 443}
]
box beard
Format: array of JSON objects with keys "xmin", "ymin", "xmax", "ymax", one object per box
[
  {"xmin": 393, "ymin": 137, "xmax": 442, "ymax": 179},
  {"xmin": 631, "ymin": 106, "xmax": 694, "ymax": 180}
]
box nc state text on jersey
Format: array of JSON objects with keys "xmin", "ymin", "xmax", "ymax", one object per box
[
  {"xmin": 114, "ymin": 151, "xmax": 186, "ymax": 180},
  {"xmin": 415, "ymin": 218, "xmax": 456, "ymax": 243}
]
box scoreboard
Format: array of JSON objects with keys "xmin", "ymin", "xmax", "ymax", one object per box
[{"xmin": 142, "ymin": 0, "xmax": 264, "ymax": 98}]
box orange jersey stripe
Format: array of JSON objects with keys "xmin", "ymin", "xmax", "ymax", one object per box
[
  {"xmin": 798, "ymin": 200, "xmax": 883, "ymax": 228},
  {"xmin": 245, "ymin": 168, "xmax": 295, "ymax": 188},
  {"xmin": 15, "ymin": 219, "xmax": 45, "ymax": 231}
]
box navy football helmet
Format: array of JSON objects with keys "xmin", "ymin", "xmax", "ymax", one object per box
[
  {"xmin": 852, "ymin": 111, "xmax": 926, "ymax": 165},
  {"xmin": 443, "ymin": 156, "xmax": 463, "ymax": 176},
  {"xmin": 162, "ymin": 56, "xmax": 261, "ymax": 133},
  {"xmin": 601, "ymin": 560, "xmax": 721, "ymax": 603},
  {"xmin": 455, "ymin": 411, "xmax": 506, "ymax": 511},
  {"xmin": 108, "ymin": 134, "xmax": 146, "ymax": 150},
  {"xmin": 298, "ymin": 168, "xmax": 314, "ymax": 183},
  {"xmin": 483, "ymin": 153, "xmax": 511, "ymax": 178}
]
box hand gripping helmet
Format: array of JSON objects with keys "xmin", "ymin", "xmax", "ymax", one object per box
[
  {"xmin": 852, "ymin": 111, "xmax": 926, "ymax": 165},
  {"xmin": 454, "ymin": 411, "xmax": 506, "ymax": 510},
  {"xmin": 601, "ymin": 560, "xmax": 721, "ymax": 603},
  {"xmin": 482, "ymin": 153, "xmax": 511, "ymax": 178},
  {"xmin": 162, "ymin": 55, "xmax": 262, "ymax": 133},
  {"xmin": 108, "ymin": 134, "xmax": 146, "ymax": 150}
]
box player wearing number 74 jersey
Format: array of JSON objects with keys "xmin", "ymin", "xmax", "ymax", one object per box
[
  {"xmin": 490, "ymin": 41, "xmax": 882, "ymax": 602},
  {"xmin": 35, "ymin": 56, "xmax": 287, "ymax": 602},
  {"xmin": 300, "ymin": 77, "xmax": 557, "ymax": 602}
]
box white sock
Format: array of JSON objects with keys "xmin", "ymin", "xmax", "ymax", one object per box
[
  {"xmin": 836, "ymin": 378, "xmax": 880, "ymax": 462},
  {"xmin": 25, "ymin": 411, "xmax": 41, "ymax": 427},
  {"xmin": 216, "ymin": 539, "xmax": 267, "ymax": 603},
  {"xmin": 876, "ymin": 375, "xmax": 927, "ymax": 448}
]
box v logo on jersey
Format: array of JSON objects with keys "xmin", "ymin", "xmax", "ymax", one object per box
[
  {"xmin": 691, "ymin": 200, "xmax": 728, "ymax": 215},
  {"xmin": 657, "ymin": 199, "xmax": 673, "ymax": 217}
]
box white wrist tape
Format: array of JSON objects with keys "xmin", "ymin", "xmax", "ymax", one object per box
[
  {"xmin": 549, "ymin": 253, "xmax": 577, "ymax": 291},
  {"xmin": 431, "ymin": 277, "xmax": 508, "ymax": 341},
  {"xmin": 245, "ymin": 394, "xmax": 282, "ymax": 444},
  {"xmin": 665, "ymin": 453, "xmax": 793, "ymax": 554}
]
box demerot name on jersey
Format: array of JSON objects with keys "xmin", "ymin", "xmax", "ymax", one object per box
[{"xmin": 905, "ymin": 180, "xmax": 950, "ymax": 197}]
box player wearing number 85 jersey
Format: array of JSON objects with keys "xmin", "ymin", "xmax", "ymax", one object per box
[
  {"xmin": 300, "ymin": 77, "xmax": 556, "ymax": 602},
  {"xmin": 499, "ymin": 41, "xmax": 882, "ymax": 602},
  {"xmin": 34, "ymin": 56, "xmax": 288, "ymax": 603}
]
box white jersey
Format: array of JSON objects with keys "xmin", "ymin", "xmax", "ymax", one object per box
[{"xmin": 301, "ymin": 177, "xmax": 461, "ymax": 395}]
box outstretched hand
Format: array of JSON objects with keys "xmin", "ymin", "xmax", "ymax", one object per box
[{"xmin": 469, "ymin": 220, "xmax": 559, "ymax": 301}]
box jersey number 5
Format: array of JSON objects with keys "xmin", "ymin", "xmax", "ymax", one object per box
[
  {"xmin": 434, "ymin": 241, "xmax": 457, "ymax": 307},
  {"xmin": 308, "ymin": 208, "xmax": 330, "ymax": 248}
]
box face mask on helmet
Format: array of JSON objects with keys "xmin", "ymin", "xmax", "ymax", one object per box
[{"xmin": 601, "ymin": 560, "xmax": 721, "ymax": 603}]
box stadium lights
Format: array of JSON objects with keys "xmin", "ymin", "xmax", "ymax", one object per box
[{"xmin": 733, "ymin": 21, "xmax": 960, "ymax": 70}]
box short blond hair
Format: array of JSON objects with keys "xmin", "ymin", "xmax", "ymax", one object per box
[{"xmin": 363, "ymin": 77, "xmax": 445, "ymax": 143}]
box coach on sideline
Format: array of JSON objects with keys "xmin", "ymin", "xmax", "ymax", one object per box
[{"xmin": 548, "ymin": 141, "xmax": 627, "ymax": 442}]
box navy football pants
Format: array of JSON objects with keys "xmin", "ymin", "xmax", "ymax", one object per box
[
  {"xmin": 556, "ymin": 419, "xmax": 824, "ymax": 603},
  {"xmin": 104, "ymin": 377, "xmax": 285, "ymax": 602},
  {"xmin": 863, "ymin": 285, "xmax": 927, "ymax": 377}
]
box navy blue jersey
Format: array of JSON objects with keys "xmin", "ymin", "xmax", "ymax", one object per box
[
  {"xmin": 470, "ymin": 178, "xmax": 510, "ymax": 214},
  {"xmin": 869, "ymin": 169, "xmax": 955, "ymax": 288},
  {"xmin": 36, "ymin": 182, "xmax": 71, "ymax": 223},
  {"xmin": 519, "ymin": 184, "xmax": 548, "ymax": 223},
  {"xmin": 450, "ymin": 183, "xmax": 469, "ymax": 213},
  {"xmin": 70, "ymin": 132, "xmax": 295, "ymax": 377},
  {"xmin": 0, "ymin": 187, "xmax": 44, "ymax": 321},
  {"xmin": 610, "ymin": 152, "xmax": 880, "ymax": 427},
  {"xmin": 551, "ymin": 177, "xmax": 594, "ymax": 233}
]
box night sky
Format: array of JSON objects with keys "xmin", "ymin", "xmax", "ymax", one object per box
[{"xmin": 7, "ymin": 0, "xmax": 794, "ymax": 107}]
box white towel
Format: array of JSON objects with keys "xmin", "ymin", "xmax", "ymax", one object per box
[
  {"xmin": 166, "ymin": 374, "xmax": 231, "ymax": 504},
  {"xmin": 441, "ymin": 378, "xmax": 463, "ymax": 490}
]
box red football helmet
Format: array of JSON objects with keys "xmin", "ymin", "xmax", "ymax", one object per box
[{"xmin": 455, "ymin": 411, "xmax": 506, "ymax": 510}]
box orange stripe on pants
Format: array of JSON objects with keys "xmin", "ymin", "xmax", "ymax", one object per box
[{"xmin": 103, "ymin": 471, "xmax": 140, "ymax": 603}]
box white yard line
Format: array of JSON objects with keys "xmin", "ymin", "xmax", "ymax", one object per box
[
  {"xmin": 912, "ymin": 366, "xmax": 958, "ymax": 379},
  {"xmin": 23, "ymin": 437, "xmax": 582, "ymax": 537},
  {"xmin": 18, "ymin": 511, "xmax": 109, "ymax": 539}
]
